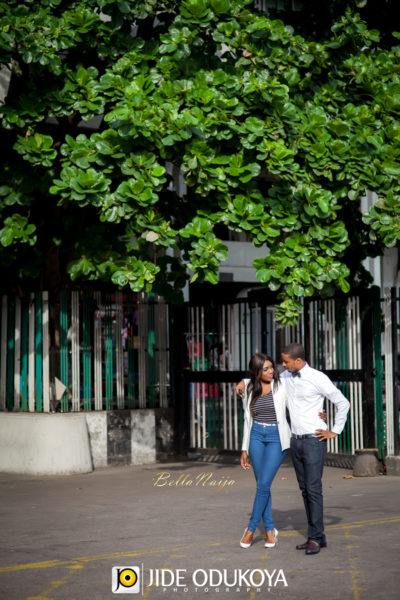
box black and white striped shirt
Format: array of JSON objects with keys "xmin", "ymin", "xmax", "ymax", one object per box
[{"xmin": 253, "ymin": 392, "xmax": 277, "ymax": 423}]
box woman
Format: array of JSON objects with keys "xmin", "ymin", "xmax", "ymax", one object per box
[{"xmin": 239, "ymin": 353, "xmax": 291, "ymax": 549}]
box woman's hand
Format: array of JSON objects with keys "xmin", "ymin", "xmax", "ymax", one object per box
[
  {"xmin": 241, "ymin": 451, "xmax": 251, "ymax": 470},
  {"xmin": 236, "ymin": 380, "xmax": 245, "ymax": 397}
]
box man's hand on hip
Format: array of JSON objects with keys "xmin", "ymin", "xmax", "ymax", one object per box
[{"xmin": 315, "ymin": 429, "xmax": 337, "ymax": 441}]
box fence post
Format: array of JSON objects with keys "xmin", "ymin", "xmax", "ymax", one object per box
[
  {"xmin": 391, "ymin": 288, "xmax": 400, "ymax": 455},
  {"xmin": 20, "ymin": 301, "xmax": 28, "ymax": 411},
  {"xmin": 0, "ymin": 296, "xmax": 7, "ymax": 410},
  {"xmin": 28, "ymin": 293, "xmax": 35, "ymax": 412},
  {"xmin": 360, "ymin": 291, "xmax": 377, "ymax": 448},
  {"xmin": 6, "ymin": 297, "xmax": 15, "ymax": 411},
  {"xmin": 104, "ymin": 294, "xmax": 113, "ymax": 410},
  {"xmin": 126, "ymin": 294, "xmax": 136, "ymax": 408},
  {"xmin": 303, "ymin": 298, "xmax": 311, "ymax": 361},
  {"xmin": 115, "ymin": 291, "xmax": 125, "ymax": 409},
  {"xmin": 170, "ymin": 302, "xmax": 189, "ymax": 455},
  {"xmin": 59, "ymin": 291, "xmax": 69, "ymax": 412},
  {"xmin": 14, "ymin": 297, "xmax": 21, "ymax": 411},
  {"xmin": 82, "ymin": 293, "xmax": 92, "ymax": 411},
  {"xmin": 93, "ymin": 291, "xmax": 102, "ymax": 411},
  {"xmin": 147, "ymin": 293, "xmax": 157, "ymax": 408},
  {"xmin": 156, "ymin": 296, "xmax": 168, "ymax": 408},
  {"xmin": 71, "ymin": 290, "xmax": 80, "ymax": 412},
  {"xmin": 35, "ymin": 292, "xmax": 43, "ymax": 411},
  {"xmin": 138, "ymin": 292, "xmax": 148, "ymax": 408},
  {"xmin": 371, "ymin": 287, "xmax": 384, "ymax": 458},
  {"xmin": 42, "ymin": 291, "xmax": 50, "ymax": 412}
]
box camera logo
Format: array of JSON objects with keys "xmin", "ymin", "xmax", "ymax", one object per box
[{"xmin": 112, "ymin": 566, "xmax": 141, "ymax": 594}]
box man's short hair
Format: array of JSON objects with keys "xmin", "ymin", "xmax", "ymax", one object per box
[{"xmin": 282, "ymin": 343, "xmax": 305, "ymax": 360}]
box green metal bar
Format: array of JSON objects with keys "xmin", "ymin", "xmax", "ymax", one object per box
[
  {"xmin": 218, "ymin": 306, "xmax": 222, "ymax": 448},
  {"xmin": 371, "ymin": 288, "xmax": 384, "ymax": 458},
  {"xmin": 104, "ymin": 295, "xmax": 113, "ymax": 410},
  {"xmin": 6, "ymin": 298, "xmax": 15, "ymax": 411},
  {"xmin": 214, "ymin": 381, "xmax": 219, "ymax": 448},
  {"xmin": 315, "ymin": 302, "xmax": 320, "ymax": 369},
  {"xmin": 244, "ymin": 302, "xmax": 248, "ymax": 368},
  {"xmin": 249, "ymin": 303, "xmax": 253, "ymax": 356},
  {"xmin": 147, "ymin": 293, "xmax": 157, "ymax": 408},
  {"xmin": 60, "ymin": 291, "xmax": 69, "ymax": 412},
  {"xmin": 314, "ymin": 301, "xmax": 318, "ymax": 368},
  {"xmin": 238, "ymin": 303, "xmax": 242, "ymax": 370},
  {"xmin": 318, "ymin": 301, "xmax": 323, "ymax": 369},
  {"xmin": 82, "ymin": 294, "xmax": 91, "ymax": 411},
  {"xmin": 335, "ymin": 301, "xmax": 348, "ymax": 452},
  {"xmin": 341, "ymin": 381, "xmax": 351, "ymax": 453},
  {"xmin": 207, "ymin": 304, "xmax": 214, "ymax": 446},
  {"xmin": 206, "ymin": 385, "xmax": 211, "ymax": 448},
  {"xmin": 338, "ymin": 305, "xmax": 346, "ymax": 369},
  {"xmin": 127, "ymin": 334, "xmax": 136, "ymax": 408},
  {"xmin": 312, "ymin": 302, "xmax": 317, "ymax": 367},
  {"xmin": 343, "ymin": 307, "xmax": 350, "ymax": 369},
  {"xmin": 398, "ymin": 287, "xmax": 400, "ymax": 444},
  {"xmin": 35, "ymin": 293, "xmax": 43, "ymax": 411},
  {"xmin": 335, "ymin": 300, "xmax": 341, "ymax": 368},
  {"xmin": 20, "ymin": 302, "xmax": 28, "ymax": 411},
  {"xmin": 238, "ymin": 392, "xmax": 243, "ymax": 449},
  {"xmin": 209, "ymin": 308, "xmax": 214, "ymax": 447}
]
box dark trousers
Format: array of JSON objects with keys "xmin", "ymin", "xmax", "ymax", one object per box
[{"xmin": 290, "ymin": 436, "xmax": 327, "ymax": 544}]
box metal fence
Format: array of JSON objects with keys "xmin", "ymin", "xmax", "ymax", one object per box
[
  {"xmin": 0, "ymin": 290, "xmax": 170, "ymax": 412},
  {"xmin": 184, "ymin": 293, "xmax": 384, "ymax": 457},
  {"xmin": 307, "ymin": 298, "xmax": 363, "ymax": 455},
  {"xmin": 382, "ymin": 287, "xmax": 400, "ymax": 457},
  {"xmin": 186, "ymin": 300, "xmax": 277, "ymax": 450},
  {"xmin": 184, "ymin": 298, "xmax": 301, "ymax": 451}
]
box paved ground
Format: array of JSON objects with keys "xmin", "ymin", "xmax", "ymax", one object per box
[{"xmin": 0, "ymin": 457, "xmax": 399, "ymax": 600}]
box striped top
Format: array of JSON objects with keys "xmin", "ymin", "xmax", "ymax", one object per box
[{"xmin": 253, "ymin": 391, "xmax": 277, "ymax": 423}]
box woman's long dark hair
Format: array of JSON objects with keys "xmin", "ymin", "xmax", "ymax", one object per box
[{"xmin": 247, "ymin": 353, "xmax": 280, "ymax": 416}]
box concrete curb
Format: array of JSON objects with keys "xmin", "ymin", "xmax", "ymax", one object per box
[{"xmin": 0, "ymin": 413, "xmax": 93, "ymax": 475}]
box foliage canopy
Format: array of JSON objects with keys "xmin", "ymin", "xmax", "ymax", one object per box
[{"xmin": 1, "ymin": 0, "xmax": 400, "ymax": 323}]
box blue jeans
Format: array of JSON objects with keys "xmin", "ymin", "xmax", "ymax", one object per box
[
  {"xmin": 247, "ymin": 422, "xmax": 286, "ymax": 532},
  {"xmin": 290, "ymin": 436, "xmax": 327, "ymax": 544}
]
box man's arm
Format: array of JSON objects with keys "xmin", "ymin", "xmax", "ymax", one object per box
[{"xmin": 315, "ymin": 374, "xmax": 350, "ymax": 440}]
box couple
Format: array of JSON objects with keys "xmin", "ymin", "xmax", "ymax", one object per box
[{"xmin": 237, "ymin": 343, "xmax": 350, "ymax": 555}]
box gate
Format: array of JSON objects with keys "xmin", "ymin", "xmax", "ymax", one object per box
[
  {"xmin": 304, "ymin": 290, "xmax": 383, "ymax": 459},
  {"xmin": 183, "ymin": 298, "xmax": 276, "ymax": 451},
  {"xmin": 382, "ymin": 287, "xmax": 400, "ymax": 458},
  {"xmin": 180, "ymin": 289, "xmax": 383, "ymax": 460}
]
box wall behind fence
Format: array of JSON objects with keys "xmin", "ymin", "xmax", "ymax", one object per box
[{"xmin": 0, "ymin": 290, "xmax": 170, "ymax": 412}]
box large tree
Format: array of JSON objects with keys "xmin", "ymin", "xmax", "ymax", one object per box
[{"xmin": 0, "ymin": 0, "xmax": 399, "ymax": 323}]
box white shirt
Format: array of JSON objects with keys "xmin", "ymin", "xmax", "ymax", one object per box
[{"xmin": 282, "ymin": 363, "xmax": 350, "ymax": 436}]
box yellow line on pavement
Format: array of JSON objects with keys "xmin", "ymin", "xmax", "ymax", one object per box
[
  {"xmin": 26, "ymin": 564, "xmax": 83, "ymax": 600},
  {"xmin": 1, "ymin": 515, "xmax": 399, "ymax": 575}
]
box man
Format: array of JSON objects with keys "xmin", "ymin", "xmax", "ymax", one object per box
[
  {"xmin": 281, "ymin": 343, "xmax": 350, "ymax": 555},
  {"xmin": 237, "ymin": 342, "xmax": 350, "ymax": 555}
]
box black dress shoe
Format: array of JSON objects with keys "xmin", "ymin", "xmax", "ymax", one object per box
[
  {"xmin": 296, "ymin": 540, "xmax": 309, "ymax": 550},
  {"xmin": 305, "ymin": 540, "xmax": 321, "ymax": 555},
  {"xmin": 296, "ymin": 539, "xmax": 327, "ymax": 550}
]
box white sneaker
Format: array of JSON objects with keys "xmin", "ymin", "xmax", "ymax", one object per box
[{"xmin": 264, "ymin": 528, "xmax": 278, "ymax": 548}]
